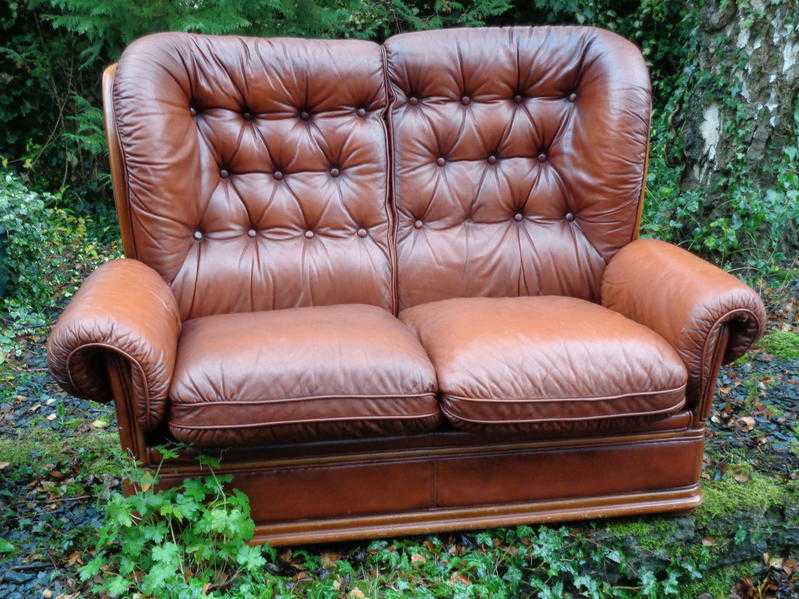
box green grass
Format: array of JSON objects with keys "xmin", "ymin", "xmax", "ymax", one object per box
[
  {"xmin": 699, "ymin": 470, "xmax": 792, "ymax": 525},
  {"xmin": 758, "ymin": 330, "xmax": 799, "ymax": 359}
]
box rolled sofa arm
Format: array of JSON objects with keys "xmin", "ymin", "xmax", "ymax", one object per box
[
  {"xmin": 47, "ymin": 259, "xmax": 181, "ymax": 432},
  {"xmin": 601, "ymin": 239, "xmax": 766, "ymax": 417}
]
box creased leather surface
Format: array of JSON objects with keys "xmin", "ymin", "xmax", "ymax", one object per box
[
  {"xmin": 601, "ymin": 239, "xmax": 767, "ymax": 408},
  {"xmin": 113, "ymin": 33, "xmax": 394, "ymax": 319},
  {"xmin": 385, "ymin": 27, "xmax": 651, "ymax": 309},
  {"xmin": 168, "ymin": 304, "xmax": 440, "ymax": 446},
  {"xmin": 47, "ymin": 260, "xmax": 181, "ymax": 431},
  {"xmin": 400, "ymin": 296, "xmax": 686, "ymax": 434}
]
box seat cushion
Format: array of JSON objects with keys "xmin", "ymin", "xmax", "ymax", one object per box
[
  {"xmin": 400, "ymin": 296, "xmax": 688, "ymax": 435},
  {"xmin": 168, "ymin": 304, "xmax": 440, "ymax": 446}
]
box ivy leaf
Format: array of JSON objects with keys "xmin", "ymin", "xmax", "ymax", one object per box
[
  {"xmin": 0, "ymin": 538, "xmax": 14, "ymax": 555},
  {"xmin": 142, "ymin": 522, "xmax": 168, "ymax": 544},
  {"xmin": 236, "ymin": 544, "xmax": 266, "ymax": 571},
  {"xmin": 79, "ymin": 555, "xmax": 104, "ymax": 581},
  {"xmin": 106, "ymin": 575, "xmax": 131, "ymax": 598},
  {"xmin": 182, "ymin": 478, "xmax": 207, "ymax": 502},
  {"xmin": 152, "ymin": 542, "xmax": 181, "ymax": 566},
  {"xmin": 142, "ymin": 562, "xmax": 177, "ymax": 595}
]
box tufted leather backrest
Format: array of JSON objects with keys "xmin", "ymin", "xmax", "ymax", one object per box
[
  {"xmin": 112, "ymin": 33, "xmax": 394, "ymax": 319},
  {"xmin": 384, "ymin": 27, "xmax": 652, "ymax": 309}
]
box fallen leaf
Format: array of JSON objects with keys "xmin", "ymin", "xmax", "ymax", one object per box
[
  {"xmin": 46, "ymin": 413, "xmax": 57, "ymax": 421},
  {"xmin": 702, "ymin": 537, "xmax": 716, "ymax": 546},
  {"xmin": 65, "ymin": 551, "xmax": 82, "ymax": 566},
  {"xmin": 320, "ymin": 552, "xmax": 340, "ymax": 568},
  {"xmin": 736, "ymin": 416, "xmax": 755, "ymax": 432},
  {"xmin": 411, "ymin": 553, "xmax": 426, "ymax": 565},
  {"xmin": 0, "ymin": 462, "xmax": 9, "ymax": 470},
  {"xmin": 734, "ymin": 473, "xmax": 750, "ymax": 483},
  {"xmin": 769, "ymin": 556, "xmax": 784, "ymax": 569},
  {"xmin": 49, "ymin": 470, "xmax": 64, "ymax": 480},
  {"xmin": 348, "ymin": 589, "xmax": 366, "ymax": 599},
  {"xmin": 90, "ymin": 419, "xmax": 108, "ymax": 429},
  {"xmin": 450, "ymin": 572, "xmax": 471, "ymax": 585}
]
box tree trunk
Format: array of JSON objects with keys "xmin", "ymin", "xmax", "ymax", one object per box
[{"xmin": 680, "ymin": 0, "xmax": 798, "ymax": 189}]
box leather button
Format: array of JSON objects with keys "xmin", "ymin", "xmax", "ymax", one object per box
[
  {"xmin": 513, "ymin": 94, "xmax": 523, "ymax": 104},
  {"xmin": 565, "ymin": 212, "xmax": 575, "ymax": 222},
  {"xmin": 356, "ymin": 108, "xmax": 367, "ymax": 117},
  {"xmin": 514, "ymin": 212, "xmax": 524, "ymax": 222},
  {"xmin": 356, "ymin": 228, "xmax": 368, "ymax": 238},
  {"xmin": 299, "ymin": 110, "xmax": 310, "ymax": 120},
  {"xmin": 243, "ymin": 111, "xmax": 254, "ymax": 120},
  {"xmin": 247, "ymin": 229, "xmax": 257, "ymax": 238},
  {"xmin": 568, "ymin": 92, "xmax": 577, "ymax": 102},
  {"xmin": 189, "ymin": 106, "xmax": 197, "ymax": 116},
  {"xmin": 273, "ymin": 170, "xmax": 284, "ymax": 180},
  {"xmin": 413, "ymin": 220, "xmax": 423, "ymax": 229},
  {"xmin": 408, "ymin": 96, "xmax": 419, "ymax": 106},
  {"xmin": 304, "ymin": 230, "xmax": 314, "ymax": 239},
  {"xmin": 220, "ymin": 169, "xmax": 230, "ymax": 178},
  {"xmin": 436, "ymin": 157, "xmax": 446, "ymax": 167},
  {"xmin": 461, "ymin": 96, "xmax": 471, "ymax": 105},
  {"xmin": 487, "ymin": 154, "xmax": 497, "ymax": 165},
  {"xmin": 537, "ymin": 153, "xmax": 547, "ymax": 163},
  {"xmin": 330, "ymin": 167, "xmax": 340, "ymax": 177},
  {"xmin": 192, "ymin": 230, "xmax": 203, "ymax": 240}
]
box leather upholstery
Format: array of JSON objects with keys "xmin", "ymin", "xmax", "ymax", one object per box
[
  {"xmin": 385, "ymin": 27, "xmax": 651, "ymax": 309},
  {"xmin": 601, "ymin": 239, "xmax": 766, "ymax": 410},
  {"xmin": 401, "ymin": 296, "xmax": 687, "ymax": 433},
  {"xmin": 46, "ymin": 28, "xmax": 767, "ymax": 452},
  {"xmin": 47, "ymin": 259, "xmax": 181, "ymax": 431},
  {"xmin": 168, "ymin": 304, "xmax": 440, "ymax": 446},
  {"xmin": 113, "ymin": 33, "xmax": 394, "ymax": 319}
]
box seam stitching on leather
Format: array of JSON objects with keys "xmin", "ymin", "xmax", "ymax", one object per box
[
  {"xmin": 441, "ymin": 384, "xmax": 686, "ymax": 403},
  {"xmin": 172, "ymin": 392, "xmax": 437, "ymax": 406},
  {"xmin": 380, "ymin": 43, "xmax": 400, "ymax": 315},
  {"xmin": 169, "ymin": 412, "xmax": 442, "ymax": 430},
  {"xmin": 630, "ymin": 89, "xmax": 653, "ymax": 244},
  {"xmin": 440, "ymin": 398, "xmax": 686, "ymax": 425}
]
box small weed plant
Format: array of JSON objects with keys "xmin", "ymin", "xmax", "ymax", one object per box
[{"xmin": 79, "ymin": 448, "xmax": 276, "ymax": 598}]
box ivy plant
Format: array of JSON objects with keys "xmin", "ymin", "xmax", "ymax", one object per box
[{"xmin": 79, "ymin": 450, "xmax": 276, "ymax": 598}]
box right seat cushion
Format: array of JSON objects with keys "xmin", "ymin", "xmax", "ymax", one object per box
[
  {"xmin": 168, "ymin": 304, "xmax": 440, "ymax": 446},
  {"xmin": 400, "ymin": 296, "xmax": 688, "ymax": 435}
]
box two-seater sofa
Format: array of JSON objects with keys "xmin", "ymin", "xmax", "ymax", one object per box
[{"xmin": 48, "ymin": 26, "xmax": 766, "ymax": 545}]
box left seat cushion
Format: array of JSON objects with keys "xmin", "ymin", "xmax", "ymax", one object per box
[
  {"xmin": 400, "ymin": 296, "xmax": 688, "ymax": 435},
  {"xmin": 168, "ymin": 304, "xmax": 441, "ymax": 446}
]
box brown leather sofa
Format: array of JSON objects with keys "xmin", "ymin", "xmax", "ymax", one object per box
[{"xmin": 47, "ymin": 26, "xmax": 766, "ymax": 545}]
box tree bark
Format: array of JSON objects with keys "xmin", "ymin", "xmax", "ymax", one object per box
[{"xmin": 678, "ymin": 0, "xmax": 798, "ymax": 192}]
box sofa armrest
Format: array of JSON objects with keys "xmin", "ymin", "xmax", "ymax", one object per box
[
  {"xmin": 47, "ymin": 259, "xmax": 181, "ymax": 432},
  {"xmin": 601, "ymin": 239, "xmax": 766, "ymax": 418}
]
